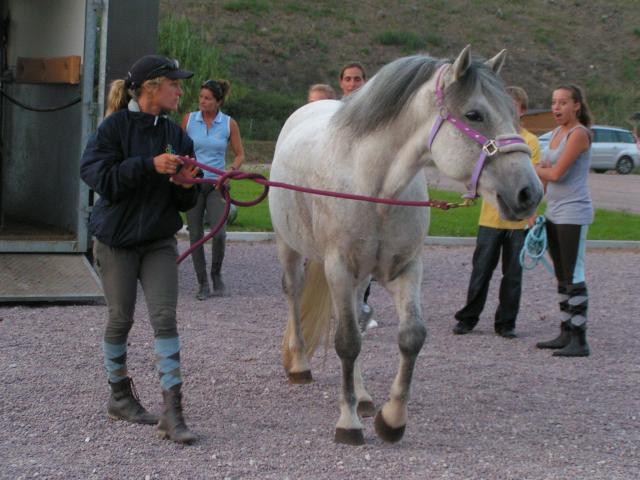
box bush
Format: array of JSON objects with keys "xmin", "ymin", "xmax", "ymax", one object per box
[
  {"xmin": 226, "ymin": 90, "xmax": 301, "ymax": 140},
  {"xmin": 158, "ymin": 16, "xmax": 246, "ymax": 120},
  {"xmin": 375, "ymin": 30, "xmax": 426, "ymax": 51}
]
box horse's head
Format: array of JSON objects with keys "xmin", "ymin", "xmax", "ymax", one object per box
[{"xmin": 428, "ymin": 46, "xmax": 543, "ymax": 221}]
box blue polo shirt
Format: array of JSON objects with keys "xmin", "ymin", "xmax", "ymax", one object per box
[{"xmin": 185, "ymin": 110, "xmax": 230, "ymax": 179}]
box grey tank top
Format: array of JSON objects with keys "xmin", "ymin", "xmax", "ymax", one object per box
[{"xmin": 543, "ymin": 125, "xmax": 593, "ymax": 225}]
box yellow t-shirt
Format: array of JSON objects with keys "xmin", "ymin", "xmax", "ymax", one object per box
[{"xmin": 478, "ymin": 128, "xmax": 541, "ymax": 229}]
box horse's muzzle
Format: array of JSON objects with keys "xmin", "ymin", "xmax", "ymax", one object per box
[{"xmin": 497, "ymin": 181, "xmax": 543, "ymax": 221}]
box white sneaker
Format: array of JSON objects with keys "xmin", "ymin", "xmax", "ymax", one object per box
[{"xmin": 359, "ymin": 302, "xmax": 378, "ymax": 331}]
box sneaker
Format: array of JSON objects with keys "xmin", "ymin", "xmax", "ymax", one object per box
[
  {"xmin": 452, "ymin": 321, "xmax": 473, "ymax": 335},
  {"xmin": 496, "ymin": 328, "xmax": 517, "ymax": 339},
  {"xmin": 359, "ymin": 303, "xmax": 376, "ymax": 332},
  {"xmin": 365, "ymin": 318, "xmax": 379, "ymax": 330}
]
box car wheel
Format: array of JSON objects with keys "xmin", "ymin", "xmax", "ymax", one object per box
[
  {"xmin": 615, "ymin": 156, "xmax": 634, "ymax": 175},
  {"xmin": 592, "ymin": 168, "xmax": 607, "ymax": 174}
]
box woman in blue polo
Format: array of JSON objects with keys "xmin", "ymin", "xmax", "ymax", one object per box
[{"xmin": 182, "ymin": 79, "xmax": 245, "ymax": 299}]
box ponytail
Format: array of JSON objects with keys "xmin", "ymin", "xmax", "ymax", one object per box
[
  {"xmin": 105, "ymin": 79, "xmax": 130, "ymax": 117},
  {"xmin": 104, "ymin": 77, "xmax": 165, "ymax": 118}
]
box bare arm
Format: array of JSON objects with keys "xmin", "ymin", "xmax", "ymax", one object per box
[
  {"xmin": 535, "ymin": 128, "xmax": 590, "ymax": 183},
  {"xmin": 181, "ymin": 113, "xmax": 190, "ymax": 132},
  {"xmin": 228, "ymin": 118, "xmax": 245, "ymax": 170}
]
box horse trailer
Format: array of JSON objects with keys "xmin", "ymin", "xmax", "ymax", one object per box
[{"xmin": 0, "ymin": 0, "xmax": 158, "ymax": 302}]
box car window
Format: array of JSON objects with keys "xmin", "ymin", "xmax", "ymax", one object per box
[
  {"xmin": 592, "ymin": 129, "xmax": 617, "ymax": 143},
  {"xmin": 615, "ymin": 131, "xmax": 635, "ymax": 143}
]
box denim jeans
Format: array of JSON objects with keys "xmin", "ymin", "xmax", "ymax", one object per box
[{"xmin": 455, "ymin": 226, "xmax": 526, "ymax": 331}]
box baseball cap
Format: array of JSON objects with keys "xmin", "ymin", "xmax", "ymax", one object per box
[{"xmin": 125, "ymin": 55, "xmax": 193, "ymax": 89}]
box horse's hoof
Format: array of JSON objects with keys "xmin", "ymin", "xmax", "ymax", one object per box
[
  {"xmin": 334, "ymin": 428, "xmax": 365, "ymax": 445},
  {"xmin": 357, "ymin": 400, "xmax": 376, "ymax": 418},
  {"xmin": 287, "ymin": 370, "xmax": 313, "ymax": 384},
  {"xmin": 374, "ymin": 410, "xmax": 406, "ymax": 443}
]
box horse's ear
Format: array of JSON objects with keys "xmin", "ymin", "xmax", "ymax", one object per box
[
  {"xmin": 485, "ymin": 50, "xmax": 507, "ymax": 74},
  {"xmin": 452, "ymin": 45, "xmax": 472, "ymax": 81}
]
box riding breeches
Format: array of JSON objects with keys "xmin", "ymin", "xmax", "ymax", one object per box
[
  {"xmin": 93, "ymin": 237, "xmax": 180, "ymax": 344},
  {"xmin": 545, "ymin": 221, "xmax": 589, "ymax": 327},
  {"xmin": 186, "ymin": 184, "xmax": 227, "ymax": 285}
]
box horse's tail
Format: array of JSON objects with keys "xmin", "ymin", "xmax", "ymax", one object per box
[{"xmin": 282, "ymin": 261, "xmax": 333, "ymax": 370}]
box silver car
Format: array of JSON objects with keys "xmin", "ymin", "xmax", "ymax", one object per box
[{"xmin": 538, "ymin": 125, "xmax": 640, "ymax": 175}]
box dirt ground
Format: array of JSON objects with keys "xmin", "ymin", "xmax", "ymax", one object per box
[{"xmin": 1, "ymin": 241, "xmax": 639, "ymax": 480}]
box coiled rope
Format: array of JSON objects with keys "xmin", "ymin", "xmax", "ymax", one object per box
[{"xmin": 519, "ymin": 215, "xmax": 553, "ymax": 273}]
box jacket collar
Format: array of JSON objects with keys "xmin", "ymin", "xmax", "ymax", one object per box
[{"xmin": 128, "ymin": 100, "xmax": 167, "ymax": 128}]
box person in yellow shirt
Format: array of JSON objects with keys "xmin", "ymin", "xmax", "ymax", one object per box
[{"xmin": 453, "ymin": 86, "xmax": 541, "ymax": 338}]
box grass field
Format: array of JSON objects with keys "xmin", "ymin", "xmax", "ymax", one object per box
[{"xmin": 187, "ymin": 168, "xmax": 640, "ymax": 241}]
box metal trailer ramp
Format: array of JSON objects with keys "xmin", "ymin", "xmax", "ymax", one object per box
[{"xmin": 0, "ymin": 254, "xmax": 103, "ymax": 302}]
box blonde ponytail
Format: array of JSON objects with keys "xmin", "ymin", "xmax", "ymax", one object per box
[{"xmin": 105, "ymin": 79, "xmax": 130, "ymax": 117}]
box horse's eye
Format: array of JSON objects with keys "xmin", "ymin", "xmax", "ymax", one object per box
[{"xmin": 465, "ymin": 110, "xmax": 483, "ymax": 122}]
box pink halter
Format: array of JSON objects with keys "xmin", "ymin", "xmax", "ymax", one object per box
[{"xmin": 427, "ymin": 65, "xmax": 529, "ymax": 199}]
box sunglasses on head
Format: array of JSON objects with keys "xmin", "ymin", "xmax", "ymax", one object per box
[
  {"xmin": 144, "ymin": 58, "xmax": 180, "ymax": 80},
  {"xmin": 201, "ymin": 80, "xmax": 224, "ymax": 100}
]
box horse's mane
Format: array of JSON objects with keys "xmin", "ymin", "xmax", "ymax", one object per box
[{"xmin": 332, "ymin": 54, "xmax": 513, "ymax": 138}]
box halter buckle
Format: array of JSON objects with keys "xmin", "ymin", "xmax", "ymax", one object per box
[{"xmin": 482, "ymin": 140, "xmax": 499, "ymax": 157}]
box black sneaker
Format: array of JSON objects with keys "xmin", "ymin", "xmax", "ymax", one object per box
[
  {"xmin": 496, "ymin": 328, "xmax": 517, "ymax": 339},
  {"xmin": 452, "ymin": 322, "xmax": 473, "ymax": 335}
]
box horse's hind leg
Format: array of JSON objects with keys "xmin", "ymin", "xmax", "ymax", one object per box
[
  {"xmin": 324, "ymin": 252, "xmax": 364, "ymax": 445},
  {"xmin": 276, "ymin": 237, "xmax": 312, "ymax": 383},
  {"xmin": 375, "ymin": 257, "xmax": 427, "ymax": 443}
]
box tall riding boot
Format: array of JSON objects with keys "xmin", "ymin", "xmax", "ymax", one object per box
[
  {"xmin": 537, "ymin": 282, "xmax": 573, "ymax": 349},
  {"xmin": 553, "ymin": 282, "xmax": 589, "ymax": 357},
  {"xmin": 158, "ymin": 385, "xmax": 196, "ymax": 444},
  {"xmin": 107, "ymin": 377, "xmax": 158, "ymax": 424},
  {"xmin": 553, "ymin": 324, "xmax": 590, "ymax": 357},
  {"xmin": 196, "ymin": 282, "xmax": 211, "ymax": 301},
  {"xmin": 210, "ymin": 236, "xmax": 226, "ymax": 297},
  {"xmin": 536, "ymin": 321, "xmax": 571, "ymax": 349}
]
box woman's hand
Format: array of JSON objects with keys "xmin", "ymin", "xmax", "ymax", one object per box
[
  {"xmin": 153, "ymin": 153, "xmax": 183, "ymax": 175},
  {"xmin": 170, "ymin": 162, "xmax": 200, "ymax": 189}
]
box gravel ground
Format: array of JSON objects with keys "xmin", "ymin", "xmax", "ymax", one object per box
[{"xmin": 1, "ymin": 241, "xmax": 639, "ymax": 480}]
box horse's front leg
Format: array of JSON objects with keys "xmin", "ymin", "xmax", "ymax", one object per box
[
  {"xmin": 276, "ymin": 237, "xmax": 312, "ymax": 383},
  {"xmin": 324, "ymin": 253, "xmax": 364, "ymax": 445},
  {"xmin": 354, "ymin": 278, "xmax": 375, "ymax": 418},
  {"xmin": 375, "ymin": 257, "xmax": 427, "ymax": 443}
]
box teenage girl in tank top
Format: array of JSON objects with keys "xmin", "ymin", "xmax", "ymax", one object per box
[{"xmin": 534, "ymin": 84, "xmax": 593, "ymax": 357}]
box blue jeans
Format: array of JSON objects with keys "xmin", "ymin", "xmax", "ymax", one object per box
[{"xmin": 455, "ymin": 226, "xmax": 526, "ymax": 332}]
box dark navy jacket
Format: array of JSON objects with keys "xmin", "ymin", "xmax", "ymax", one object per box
[{"xmin": 80, "ymin": 108, "xmax": 198, "ymax": 248}]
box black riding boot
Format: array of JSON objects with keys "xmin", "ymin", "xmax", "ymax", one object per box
[
  {"xmin": 211, "ymin": 268, "xmax": 226, "ymax": 297},
  {"xmin": 158, "ymin": 385, "xmax": 196, "ymax": 444},
  {"xmin": 196, "ymin": 282, "xmax": 211, "ymax": 300},
  {"xmin": 107, "ymin": 377, "xmax": 158, "ymax": 424},
  {"xmin": 553, "ymin": 324, "xmax": 590, "ymax": 357},
  {"xmin": 536, "ymin": 321, "xmax": 571, "ymax": 349},
  {"xmin": 210, "ymin": 237, "xmax": 226, "ymax": 297}
]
